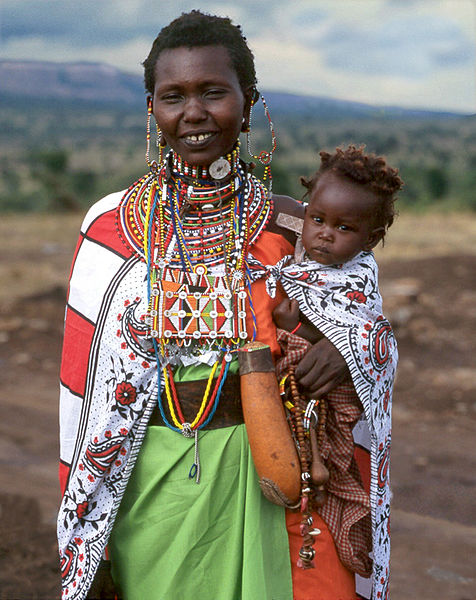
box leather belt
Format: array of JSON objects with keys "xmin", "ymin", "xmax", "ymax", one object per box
[{"xmin": 149, "ymin": 373, "xmax": 244, "ymax": 430}]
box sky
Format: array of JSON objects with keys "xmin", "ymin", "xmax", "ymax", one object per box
[{"xmin": 1, "ymin": 0, "xmax": 475, "ymax": 114}]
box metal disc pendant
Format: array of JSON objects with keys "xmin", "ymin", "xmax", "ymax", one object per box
[{"xmin": 209, "ymin": 157, "xmax": 231, "ymax": 180}]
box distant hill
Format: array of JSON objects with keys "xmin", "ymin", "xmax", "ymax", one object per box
[
  {"xmin": 0, "ymin": 60, "xmax": 143, "ymax": 105},
  {"xmin": 0, "ymin": 59, "xmax": 465, "ymax": 120}
]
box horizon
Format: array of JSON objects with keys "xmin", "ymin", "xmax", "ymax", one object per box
[{"xmin": 1, "ymin": 57, "xmax": 473, "ymax": 117}]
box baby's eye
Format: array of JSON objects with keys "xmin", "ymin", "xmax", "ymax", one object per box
[
  {"xmin": 338, "ymin": 224, "xmax": 352, "ymax": 231},
  {"xmin": 312, "ymin": 216, "xmax": 323, "ymax": 224}
]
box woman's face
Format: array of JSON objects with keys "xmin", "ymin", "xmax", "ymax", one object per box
[{"xmin": 152, "ymin": 45, "xmax": 250, "ymax": 167}]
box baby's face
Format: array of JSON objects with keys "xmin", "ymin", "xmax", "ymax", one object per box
[{"xmin": 301, "ymin": 172, "xmax": 381, "ymax": 266}]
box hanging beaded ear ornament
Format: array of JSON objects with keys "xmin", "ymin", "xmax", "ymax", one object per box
[
  {"xmin": 246, "ymin": 93, "xmax": 277, "ymax": 195},
  {"xmin": 145, "ymin": 97, "xmax": 165, "ymax": 168}
]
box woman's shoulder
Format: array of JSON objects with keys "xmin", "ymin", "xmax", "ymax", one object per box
[
  {"xmin": 80, "ymin": 190, "xmax": 125, "ymax": 234},
  {"xmin": 266, "ymin": 194, "xmax": 305, "ymax": 246}
]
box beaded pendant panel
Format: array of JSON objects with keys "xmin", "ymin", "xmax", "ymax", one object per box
[
  {"xmin": 147, "ymin": 266, "xmax": 247, "ymax": 343},
  {"xmin": 115, "ymin": 147, "xmax": 268, "ymax": 365}
]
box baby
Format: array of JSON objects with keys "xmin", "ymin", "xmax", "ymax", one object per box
[
  {"xmin": 273, "ymin": 145, "xmax": 400, "ymax": 345},
  {"xmin": 248, "ymin": 145, "xmax": 403, "ymax": 580}
]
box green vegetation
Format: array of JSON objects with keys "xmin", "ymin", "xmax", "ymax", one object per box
[{"xmin": 1, "ymin": 96, "xmax": 475, "ymax": 212}]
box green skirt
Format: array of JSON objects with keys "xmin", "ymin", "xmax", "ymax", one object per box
[{"xmin": 109, "ymin": 424, "xmax": 293, "ymax": 600}]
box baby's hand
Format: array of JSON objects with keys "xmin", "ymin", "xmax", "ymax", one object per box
[{"xmin": 272, "ymin": 298, "xmax": 300, "ymax": 332}]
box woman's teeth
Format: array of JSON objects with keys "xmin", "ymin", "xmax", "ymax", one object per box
[{"xmin": 185, "ymin": 133, "xmax": 213, "ymax": 143}]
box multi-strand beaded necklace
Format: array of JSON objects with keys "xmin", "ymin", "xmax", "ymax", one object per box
[
  {"xmin": 119, "ymin": 146, "xmax": 271, "ymax": 268},
  {"xmin": 117, "ymin": 143, "xmax": 272, "ymax": 481}
]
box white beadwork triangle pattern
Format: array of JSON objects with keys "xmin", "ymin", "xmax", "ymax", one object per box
[{"xmin": 148, "ymin": 268, "xmax": 247, "ymax": 341}]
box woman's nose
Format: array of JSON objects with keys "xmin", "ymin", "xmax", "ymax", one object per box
[{"xmin": 183, "ymin": 97, "xmax": 207, "ymax": 122}]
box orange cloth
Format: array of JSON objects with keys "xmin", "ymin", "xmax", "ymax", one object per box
[
  {"xmin": 246, "ymin": 230, "xmax": 291, "ymax": 359},
  {"xmin": 286, "ymin": 511, "xmax": 358, "ymax": 600}
]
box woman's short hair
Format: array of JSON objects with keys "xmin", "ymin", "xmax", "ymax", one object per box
[{"xmin": 143, "ymin": 10, "xmax": 257, "ymax": 96}]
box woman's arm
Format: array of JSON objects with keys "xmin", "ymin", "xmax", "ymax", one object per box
[{"xmin": 86, "ymin": 560, "xmax": 121, "ymax": 600}]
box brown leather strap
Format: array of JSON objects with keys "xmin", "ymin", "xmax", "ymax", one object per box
[{"xmin": 148, "ymin": 374, "xmax": 244, "ymax": 430}]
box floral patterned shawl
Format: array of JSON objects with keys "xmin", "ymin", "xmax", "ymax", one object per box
[{"xmin": 247, "ymin": 250, "xmax": 397, "ymax": 600}]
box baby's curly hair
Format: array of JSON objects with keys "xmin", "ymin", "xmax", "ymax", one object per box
[{"xmin": 302, "ymin": 145, "xmax": 403, "ymax": 233}]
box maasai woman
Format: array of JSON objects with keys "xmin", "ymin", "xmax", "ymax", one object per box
[{"xmin": 58, "ymin": 11, "xmax": 376, "ymax": 600}]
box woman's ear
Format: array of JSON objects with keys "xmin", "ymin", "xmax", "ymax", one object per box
[{"xmin": 365, "ymin": 226, "xmax": 385, "ymax": 250}]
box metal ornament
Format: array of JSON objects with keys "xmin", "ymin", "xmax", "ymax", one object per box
[{"xmin": 209, "ymin": 157, "xmax": 231, "ymax": 180}]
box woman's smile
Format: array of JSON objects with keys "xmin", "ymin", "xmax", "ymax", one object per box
[
  {"xmin": 181, "ymin": 131, "xmax": 217, "ymax": 146},
  {"xmin": 152, "ymin": 46, "xmax": 251, "ymax": 167},
  {"xmin": 185, "ymin": 132, "xmax": 213, "ymax": 142}
]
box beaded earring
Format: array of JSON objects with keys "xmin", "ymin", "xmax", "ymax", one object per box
[
  {"xmin": 156, "ymin": 124, "xmax": 167, "ymax": 163},
  {"xmin": 145, "ymin": 97, "xmax": 165, "ymax": 170},
  {"xmin": 246, "ymin": 93, "xmax": 277, "ymax": 194}
]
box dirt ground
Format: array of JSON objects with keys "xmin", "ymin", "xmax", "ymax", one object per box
[{"xmin": 0, "ymin": 214, "xmax": 475, "ymax": 600}]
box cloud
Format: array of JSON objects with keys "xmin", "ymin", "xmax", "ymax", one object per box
[
  {"xmin": 0, "ymin": 0, "xmax": 193, "ymax": 44},
  {"xmin": 249, "ymin": 8, "xmax": 475, "ymax": 113},
  {"xmin": 0, "ymin": 0, "xmax": 474, "ymax": 113},
  {"xmin": 303, "ymin": 11, "xmax": 474, "ymax": 77}
]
